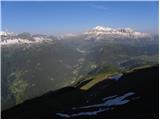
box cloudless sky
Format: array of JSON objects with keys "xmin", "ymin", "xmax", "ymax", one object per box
[{"xmin": 2, "ymin": 1, "xmax": 159, "ymax": 35}]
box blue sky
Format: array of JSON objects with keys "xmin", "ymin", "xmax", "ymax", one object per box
[{"xmin": 2, "ymin": 1, "xmax": 159, "ymax": 35}]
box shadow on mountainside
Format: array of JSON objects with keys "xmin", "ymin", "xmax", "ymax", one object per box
[{"xmin": 2, "ymin": 66, "xmax": 159, "ymax": 119}]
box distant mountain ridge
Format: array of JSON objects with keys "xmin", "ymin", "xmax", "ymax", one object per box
[
  {"xmin": 0, "ymin": 32, "xmax": 55, "ymax": 45},
  {"xmin": 1, "ymin": 26, "xmax": 156, "ymax": 45},
  {"xmin": 84, "ymin": 26, "xmax": 151, "ymax": 40}
]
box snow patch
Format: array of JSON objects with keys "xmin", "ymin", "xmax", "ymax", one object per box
[{"xmin": 56, "ymin": 92, "xmax": 136, "ymax": 118}]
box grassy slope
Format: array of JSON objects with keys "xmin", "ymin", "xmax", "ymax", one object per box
[{"xmin": 78, "ymin": 64, "xmax": 154, "ymax": 90}]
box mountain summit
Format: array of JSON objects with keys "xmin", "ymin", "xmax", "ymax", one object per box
[
  {"xmin": 93, "ymin": 26, "xmax": 114, "ymax": 31},
  {"xmin": 84, "ymin": 26, "xmax": 150, "ymax": 40}
]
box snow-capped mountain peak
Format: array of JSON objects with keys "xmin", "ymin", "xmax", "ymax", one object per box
[
  {"xmin": 84, "ymin": 26, "xmax": 150, "ymax": 40},
  {"xmin": 86, "ymin": 26, "xmax": 137, "ymax": 34},
  {"xmin": 92, "ymin": 26, "xmax": 114, "ymax": 31}
]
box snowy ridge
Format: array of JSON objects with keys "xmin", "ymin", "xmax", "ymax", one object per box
[
  {"xmin": 1, "ymin": 26, "xmax": 153, "ymax": 45},
  {"xmin": 84, "ymin": 26, "xmax": 151, "ymax": 40},
  {"xmin": 1, "ymin": 38, "xmax": 45, "ymax": 45},
  {"xmin": 0, "ymin": 31, "xmax": 52, "ymax": 45}
]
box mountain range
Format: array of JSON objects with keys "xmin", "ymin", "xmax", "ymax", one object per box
[
  {"xmin": 0, "ymin": 26, "xmax": 157, "ymax": 45},
  {"xmin": 1, "ymin": 26, "xmax": 159, "ymax": 116}
]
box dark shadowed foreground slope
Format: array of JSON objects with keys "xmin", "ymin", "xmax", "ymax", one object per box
[{"xmin": 2, "ymin": 66, "xmax": 159, "ymax": 119}]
